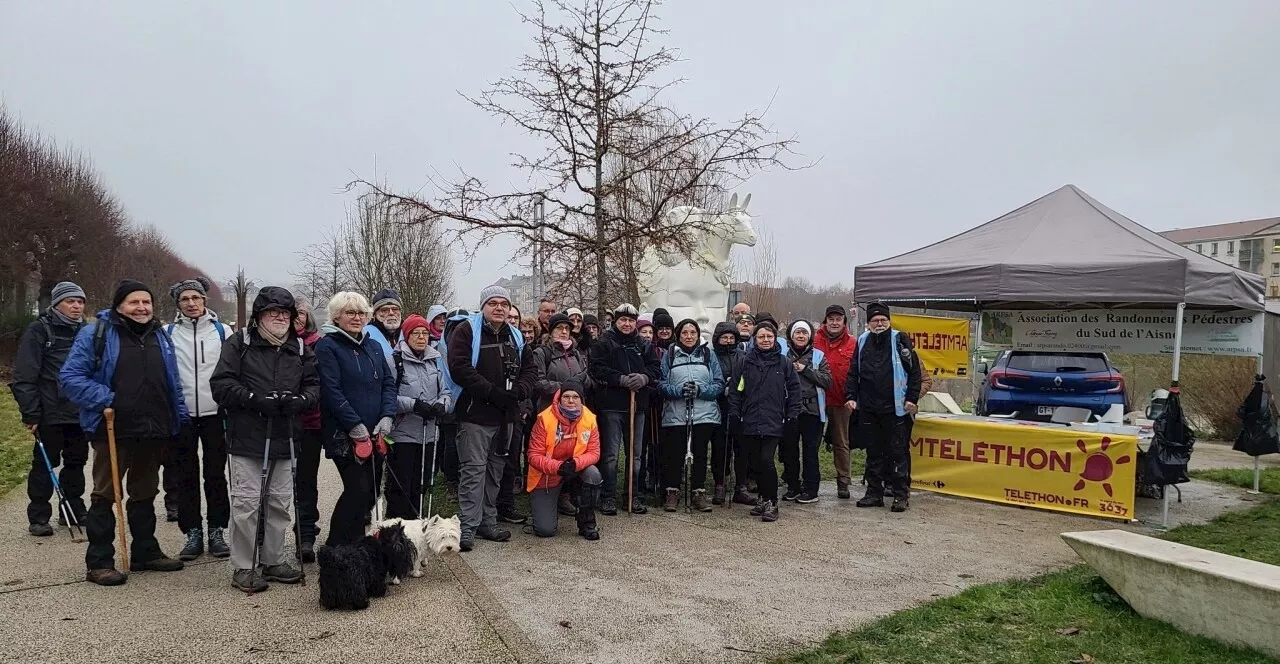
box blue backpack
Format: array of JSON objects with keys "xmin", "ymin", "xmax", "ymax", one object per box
[{"xmin": 438, "ymin": 313, "xmax": 525, "ymax": 414}]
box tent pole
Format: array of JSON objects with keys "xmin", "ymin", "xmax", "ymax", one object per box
[
  {"xmin": 1252, "ymin": 354, "xmax": 1264, "ymax": 494},
  {"xmin": 1163, "ymin": 302, "xmax": 1186, "ymax": 528},
  {"xmin": 973, "ymin": 308, "xmax": 983, "ymax": 414}
]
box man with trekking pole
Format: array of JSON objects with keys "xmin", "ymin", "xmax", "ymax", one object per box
[
  {"xmin": 59, "ymin": 280, "xmax": 190, "ymax": 586},
  {"xmin": 210, "ymin": 287, "xmax": 319, "ymax": 593},
  {"xmin": 11, "ymin": 281, "xmax": 89, "ymax": 538}
]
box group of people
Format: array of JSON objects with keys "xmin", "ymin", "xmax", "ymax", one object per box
[{"xmin": 10, "ymin": 277, "xmax": 926, "ymax": 592}]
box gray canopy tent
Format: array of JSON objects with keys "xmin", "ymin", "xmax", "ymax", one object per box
[{"xmin": 854, "ymin": 184, "xmax": 1267, "ymax": 523}]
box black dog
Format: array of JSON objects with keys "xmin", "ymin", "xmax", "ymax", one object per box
[{"xmin": 317, "ymin": 524, "xmax": 417, "ymax": 611}]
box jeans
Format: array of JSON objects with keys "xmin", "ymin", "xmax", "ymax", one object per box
[
  {"xmin": 172, "ymin": 415, "xmax": 229, "ymax": 532},
  {"xmin": 327, "ymin": 455, "xmax": 382, "ymax": 547},
  {"xmin": 27, "ymin": 423, "xmax": 88, "ymax": 524},
  {"xmin": 860, "ymin": 411, "xmax": 910, "ymax": 499},
  {"xmin": 742, "ymin": 435, "xmax": 780, "ymax": 503},
  {"xmin": 780, "ymin": 414, "xmax": 823, "ymax": 494},
  {"xmin": 659, "ymin": 423, "xmax": 716, "ymax": 490},
  {"xmin": 295, "ymin": 429, "xmax": 323, "ymax": 542},
  {"xmin": 529, "ymin": 465, "xmax": 601, "ymax": 537},
  {"xmin": 86, "ymin": 439, "xmax": 166, "ymax": 570},
  {"xmin": 598, "ymin": 409, "xmax": 646, "ymax": 503},
  {"xmin": 456, "ymin": 422, "xmax": 507, "ymax": 536}
]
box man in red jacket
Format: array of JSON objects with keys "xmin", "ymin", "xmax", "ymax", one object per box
[{"xmin": 814, "ymin": 304, "xmax": 857, "ymax": 499}]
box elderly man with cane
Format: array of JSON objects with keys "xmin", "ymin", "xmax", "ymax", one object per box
[
  {"xmin": 210, "ymin": 287, "xmax": 319, "ymax": 593},
  {"xmin": 59, "ymin": 280, "xmax": 189, "ymax": 586}
]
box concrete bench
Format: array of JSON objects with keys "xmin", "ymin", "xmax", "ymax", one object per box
[{"xmin": 1062, "ymin": 529, "xmax": 1280, "ymax": 658}]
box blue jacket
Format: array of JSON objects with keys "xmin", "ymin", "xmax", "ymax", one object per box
[
  {"xmin": 58, "ymin": 309, "xmax": 189, "ymax": 436},
  {"xmin": 364, "ymin": 323, "xmax": 398, "ymax": 374},
  {"xmin": 659, "ymin": 343, "xmax": 724, "ymax": 427},
  {"xmin": 314, "ymin": 325, "xmax": 399, "ymax": 459}
]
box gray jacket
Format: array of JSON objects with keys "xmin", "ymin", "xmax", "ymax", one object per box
[
  {"xmin": 788, "ymin": 344, "xmax": 830, "ymax": 418},
  {"xmin": 531, "ymin": 341, "xmax": 594, "ymax": 413},
  {"xmin": 391, "ymin": 340, "xmax": 451, "ymax": 445}
]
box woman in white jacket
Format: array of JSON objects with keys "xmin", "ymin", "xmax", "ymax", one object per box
[{"xmin": 385, "ymin": 313, "xmax": 452, "ymax": 519}]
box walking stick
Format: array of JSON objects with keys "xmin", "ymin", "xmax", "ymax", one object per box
[
  {"xmin": 683, "ymin": 394, "xmax": 694, "ymax": 512},
  {"xmin": 250, "ymin": 413, "xmax": 274, "ymax": 593},
  {"xmin": 103, "ymin": 409, "xmax": 129, "ymax": 574},
  {"xmin": 286, "ymin": 417, "xmax": 306, "ymax": 586},
  {"xmin": 35, "ymin": 433, "xmax": 85, "ymax": 542},
  {"xmin": 422, "ymin": 420, "xmax": 438, "ymax": 518},
  {"xmin": 627, "ymin": 390, "xmax": 636, "ymax": 515}
]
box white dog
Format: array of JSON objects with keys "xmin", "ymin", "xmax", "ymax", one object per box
[{"xmin": 376, "ymin": 515, "xmax": 461, "ymax": 580}]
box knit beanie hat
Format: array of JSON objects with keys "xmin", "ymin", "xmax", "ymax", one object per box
[
  {"xmin": 548, "ymin": 313, "xmax": 573, "ymax": 332},
  {"xmin": 401, "ymin": 313, "xmax": 430, "ymax": 339},
  {"xmin": 560, "ymin": 376, "xmax": 586, "ymax": 399},
  {"xmin": 169, "ymin": 277, "xmax": 211, "ymax": 302},
  {"xmin": 371, "ymin": 288, "xmax": 403, "ymax": 312},
  {"xmin": 866, "ymin": 302, "xmax": 892, "ymax": 321},
  {"xmin": 582, "ymin": 314, "xmax": 599, "ymax": 328},
  {"xmin": 112, "ymin": 280, "xmax": 153, "ymax": 309},
  {"xmin": 478, "ymin": 284, "xmax": 511, "ymax": 309},
  {"xmin": 50, "ymin": 281, "xmax": 86, "ymax": 307},
  {"xmin": 566, "ymin": 307, "xmax": 583, "ymax": 319},
  {"xmin": 612, "ymin": 303, "xmax": 638, "ymax": 321},
  {"xmin": 637, "ymin": 313, "xmax": 654, "ymax": 330},
  {"xmin": 653, "ymin": 311, "xmax": 675, "ymax": 330}
]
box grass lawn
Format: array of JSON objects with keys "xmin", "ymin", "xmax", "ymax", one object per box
[
  {"xmin": 0, "ymin": 398, "xmax": 31, "ymax": 498},
  {"xmin": 1190, "ymin": 467, "xmax": 1280, "ymax": 495},
  {"xmin": 775, "ymin": 495, "xmax": 1280, "ymax": 663}
]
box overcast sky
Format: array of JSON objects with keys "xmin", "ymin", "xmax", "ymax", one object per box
[{"xmin": 3, "ymin": 1, "xmax": 1278, "ymax": 306}]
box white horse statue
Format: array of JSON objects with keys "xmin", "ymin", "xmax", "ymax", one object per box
[{"xmin": 638, "ymin": 193, "xmax": 758, "ymax": 337}]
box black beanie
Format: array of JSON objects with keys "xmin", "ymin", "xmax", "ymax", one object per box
[
  {"xmin": 653, "ymin": 311, "xmax": 675, "ymax": 330},
  {"xmin": 866, "ymin": 302, "xmax": 891, "ymax": 321},
  {"xmin": 113, "ymin": 280, "xmax": 153, "ymax": 309},
  {"xmin": 560, "ymin": 376, "xmax": 586, "ymax": 399}
]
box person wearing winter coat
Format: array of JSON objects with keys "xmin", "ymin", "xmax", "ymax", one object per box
[
  {"xmin": 779, "ymin": 321, "xmax": 831, "ymax": 504},
  {"xmin": 530, "ymin": 313, "xmax": 594, "ymax": 518},
  {"xmin": 843, "ymin": 303, "xmax": 921, "ymax": 513},
  {"xmin": 814, "ymin": 304, "xmax": 857, "ymax": 499},
  {"xmin": 444, "ymin": 285, "xmax": 539, "ymax": 551},
  {"xmin": 711, "ymin": 322, "xmax": 750, "ymax": 506},
  {"xmin": 59, "ymin": 280, "xmax": 190, "ymax": 586},
  {"xmin": 385, "ymin": 314, "xmax": 451, "ymax": 520},
  {"xmin": 10, "ymin": 281, "xmax": 88, "ymax": 537},
  {"xmin": 165, "ymin": 277, "xmax": 232, "ymax": 561},
  {"xmin": 425, "ymin": 304, "xmax": 448, "ymax": 348},
  {"xmin": 292, "ymin": 298, "xmax": 324, "ymax": 562},
  {"xmin": 657, "ymin": 320, "xmax": 724, "ymax": 512},
  {"xmin": 525, "ymin": 378, "xmax": 601, "ymax": 540},
  {"xmin": 725, "ymin": 321, "xmax": 800, "ymax": 523},
  {"xmin": 588, "ymin": 304, "xmax": 662, "ymax": 516},
  {"xmin": 313, "ymin": 291, "xmax": 399, "ymax": 547},
  {"xmin": 365, "ymin": 288, "xmax": 403, "ymax": 374},
  {"xmin": 209, "ymin": 287, "xmax": 320, "ymax": 593},
  {"xmin": 652, "ymin": 309, "xmax": 675, "ymax": 353}
]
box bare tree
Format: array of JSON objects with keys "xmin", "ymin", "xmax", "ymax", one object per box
[
  {"xmin": 225, "ymin": 267, "xmax": 255, "ymax": 327},
  {"xmin": 355, "ymin": 0, "xmax": 801, "ymax": 315},
  {"xmin": 740, "ymin": 225, "xmax": 779, "ymax": 316}
]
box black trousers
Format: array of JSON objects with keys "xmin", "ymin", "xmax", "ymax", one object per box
[
  {"xmin": 295, "ymin": 428, "xmax": 323, "ymax": 542},
  {"xmin": 497, "ymin": 425, "xmax": 524, "ymax": 512},
  {"xmin": 659, "ymin": 423, "xmax": 717, "ymax": 490},
  {"xmin": 780, "ymin": 414, "xmax": 823, "ymax": 494},
  {"xmin": 438, "ymin": 423, "xmax": 460, "ymax": 484},
  {"xmin": 384, "ymin": 442, "xmax": 436, "ymax": 519},
  {"xmin": 742, "ymin": 435, "xmax": 780, "ymax": 503},
  {"xmin": 27, "ymin": 423, "xmax": 88, "ymax": 524},
  {"xmin": 710, "ymin": 423, "xmax": 732, "ymax": 489},
  {"xmin": 860, "ymin": 411, "xmax": 910, "ymax": 499},
  {"xmin": 327, "ymin": 455, "xmax": 383, "ymax": 547},
  {"xmin": 86, "ymin": 439, "xmax": 166, "ymax": 570},
  {"xmin": 172, "ymin": 415, "xmax": 229, "ymax": 532}
]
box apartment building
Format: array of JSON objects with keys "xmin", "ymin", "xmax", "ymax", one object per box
[{"xmin": 1161, "ymin": 217, "xmax": 1280, "ymax": 297}]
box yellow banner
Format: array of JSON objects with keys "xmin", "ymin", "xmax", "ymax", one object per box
[
  {"xmin": 910, "ymin": 415, "xmax": 1137, "ymax": 521},
  {"xmin": 894, "ymin": 314, "xmax": 970, "ymax": 378}
]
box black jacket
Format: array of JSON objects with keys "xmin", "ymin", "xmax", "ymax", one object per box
[
  {"xmin": 10, "ymin": 311, "xmax": 84, "ymax": 426},
  {"xmin": 211, "ymin": 329, "xmax": 320, "ymax": 460},
  {"xmin": 588, "ymin": 326, "xmax": 662, "ymax": 412},
  {"xmin": 712, "ymin": 322, "xmax": 744, "ymax": 421},
  {"xmin": 111, "ymin": 317, "xmax": 177, "ymax": 440},
  {"xmin": 844, "ymin": 329, "xmax": 921, "ymax": 415},
  {"xmin": 725, "ymin": 344, "xmax": 800, "ymax": 438},
  {"xmin": 446, "ymin": 317, "xmax": 538, "ymax": 426}
]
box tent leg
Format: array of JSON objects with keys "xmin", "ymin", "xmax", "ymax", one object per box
[
  {"xmin": 1252, "ymin": 456, "xmax": 1261, "ymax": 494},
  {"xmin": 1161, "ymin": 488, "xmax": 1170, "ymax": 528},
  {"xmin": 1171, "ymin": 302, "xmax": 1186, "ymax": 385}
]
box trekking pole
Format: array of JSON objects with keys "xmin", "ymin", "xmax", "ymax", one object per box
[
  {"xmin": 422, "ymin": 420, "xmax": 438, "ymax": 518},
  {"xmin": 250, "ymin": 413, "xmax": 274, "ymax": 594},
  {"xmin": 103, "ymin": 409, "xmax": 129, "ymax": 574},
  {"xmin": 286, "ymin": 417, "xmax": 306, "ymax": 587},
  {"xmin": 376, "ymin": 434, "xmax": 389, "ymax": 523},
  {"xmin": 627, "ymin": 390, "xmax": 636, "ymax": 515},
  {"xmin": 683, "ymin": 395, "xmax": 694, "ymax": 513},
  {"xmin": 34, "ymin": 433, "xmax": 85, "ymax": 542}
]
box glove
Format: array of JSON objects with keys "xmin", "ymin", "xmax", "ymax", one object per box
[
  {"xmin": 429, "ymin": 402, "xmax": 448, "ymax": 417},
  {"xmin": 681, "ymin": 382, "xmax": 698, "ymax": 398},
  {"xmin": 630, "ymin": 373, "xmax": 650, "ymax": 389},
  {"xmin": 375, "ymin": 433, "xmax": 389, "ymax": 456},
  {"xmin": 728, "ymin": 415, "xmax": 744, "ymax": 438},
  {"xmin": 279, "ymin": 392, "xmax": 309, "ymax": 414},
  {"xmin": 349, "ymin": 423, "xmax": 370, "ymax": 440},
  {"xmin": 249, "ymin": 392, "xmax": 278, "ymax": 416},
  {"xmin": 373, "ymin": 416, "xmax": 394, "ymax": 437},
  {"xmin": 489, "ymin": 389, "xmax": 518, "ymax": 412},
  {"xmin": 413, "ymin": 399, "xmax": 436, "ymax": 418},
  {"xmin": 558, "ymin": 458, "xmax": 577, "ymax": 478}
]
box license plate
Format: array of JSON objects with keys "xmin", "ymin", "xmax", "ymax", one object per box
[{"xmin": 1036, "ymin": 406, "xmax": 1055, "ymax": 416}]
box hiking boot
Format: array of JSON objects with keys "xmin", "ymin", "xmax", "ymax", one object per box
[
  {"xmin": 891, "ymin": 497, "xmax": 909, "ymax": 513},
  {"xmin": 498, "ymin": 507, "xmax": 528, "ymax": 525},
  {"xmin": 663, "ymin": 488, "xmax": 679, "ymax": 512},
  {"xmin": 578, "ymin": 526, "xmax": 600, "ymax": 541},
  {"xmin": 261, "ymin": 564, "xmax": 303, "ymax": 584},
  {"xmin": 750, "ymin": 498, "xmax": 767, "ymax": 517},
  {"xmin": 599, "ymin": 498, "xmax": 618, "ymax": 516},
  {"xmin": 178, "ymin": 528, "xmax": 204, "ymax": 561},
  {"xmin": 797, "ymin": 491, "xmax": 819, "ymax": 504},
  {"xmin": 629, "ymin": 498, "xmax": 648, "ymax": 515},
  {"xmin": 761, "ymin": 500, "xmax": 779, "ymax": 522},
  {"xmin": 208, "ymin": 527, "xmax": 230, "ymax": 558},
  {"xmin": 459, "ymin": 533, "xmax": 475, "ymax": 552},
  {"xmin": 299, "ymin": 539, "xmax": 316, "ymax": 564},
  {"xmin": 732, "ymin": 487, "xmax": 755, "ymax": 505},
  {"xmin": 446, "ymin": 481, "xmax": 459, "ymax": 504},
  {"xmin": 856, "ymin": 494, "xmax": 885, "ymax": 508},
  {"xmin": 134, "ymin": 555, "xmax": 184, "ymax": 572},
  {"xmin": 232, "ymin": 568, "xmax": 268, "ymax": 594},
  {"xmin": 28, "ymin": 522, "xmax": 53, "ymax": 537},
  {"xmin": 712, "ymin": 485, "xmax": 726, "ymax": 505},
  {"xmin": 782, "ymin": 487, "xmax": 801, "ymax": 502},
  {"xmin": 86, "ymin": 568, "xmax": 127, "ymax": 586},
  {"xmin": 477, "ymin": 526, "xmax": 511, "ymax": 542},
  {"xmin": 691, "ymin": 489, "xmax": 712, "ymax": 513},
  {"xmin": 165, "ymin": 506, "xmax": 179, "ymax": 523},
  {"xmin": 558, "ymin": 492, "xmax": 578, "ymax": 516},
  {"xmin": 837, "ymin": 483, "xmax": 851, "ymax": 500}
]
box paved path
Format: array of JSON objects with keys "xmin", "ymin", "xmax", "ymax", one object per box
[{"xmin": 0, "ymin": 444, "xmax": 1269, "ymax": 663}]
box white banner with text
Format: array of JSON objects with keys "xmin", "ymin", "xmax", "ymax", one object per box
[{"xmin": 980, "ymin": 309, "xmax": 1263, "ymax": 357}]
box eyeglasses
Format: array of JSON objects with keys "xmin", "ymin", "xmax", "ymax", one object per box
[
  {"xmin": 262, "ymin": 309, "xmax": 291, "ymax": 320},
  {"xmin": 178, "ymin": 296, "xmax": 204, "ymax": 304},
  {"xmin": 341, "ymin": 310, "xmax": 368, "ymax": 319},
  {"xmin": 408, "ymin": 330, "xmax": 431, "ymax": 339}
]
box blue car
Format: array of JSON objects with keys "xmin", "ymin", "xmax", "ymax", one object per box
[{"xmin": 977, "ymin": 351, "xmax": 1127, "ymax": 421}]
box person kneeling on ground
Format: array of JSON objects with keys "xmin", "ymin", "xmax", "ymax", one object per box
[
  {"xmin": 525, "ymin": 378, "xmax": 601, "ymax": 540},
  {"xmin": 211, "ymin": 287, "xmax": 319, "ymax": 593}
]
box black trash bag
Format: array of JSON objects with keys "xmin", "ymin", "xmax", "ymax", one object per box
[
  {"xmin": 1143, "ymin": 388, "xmax": 1195, "ymax": 486},
  {"xmin": 1233, "ymin": 376, "xmax": 1280, "ymax": 457}
]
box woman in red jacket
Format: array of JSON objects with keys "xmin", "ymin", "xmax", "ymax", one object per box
[{"xmin": 526, "ymin": 378, "xmax": 601, "ymax": 540}]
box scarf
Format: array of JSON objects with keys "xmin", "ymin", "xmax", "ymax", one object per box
[
  {"xmin": 556, "ymin": 338, "xmax": 573, "ymax": 350},
  {"xmin": 49, "ymin": 307, "xmax": 83, "ymax": 328},
  {"xmin": 321, "ymin": 322, "xmax": 365, "ymax": 345},
  {"xmin": 258, "ymin": 323, "xmax": 287, "ymax": 347},
  {"xmin": 558, "ymin": 404, "xmax": 582, "ymax": 421}
]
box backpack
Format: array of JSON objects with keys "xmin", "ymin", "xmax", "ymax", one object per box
[
  {"xmin": 165, "ymin": 318, "xmax": 227, "ymax": 344},
  {"xmin": 438, "ymin": 314, "xmax": 525, "ymax": 414},
  {"xmin": 664, "ymin": 344, "xmax": 711, "ymax": 375}
]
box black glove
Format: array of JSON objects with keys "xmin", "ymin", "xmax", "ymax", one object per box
[
  {"xmin": 729, "ymin": 415, "xmax": 744, "ymax": 438},
  {"xmin": 681, "ymin": 382, "xmax": 698, "ymax": 398},
  {"xmin": 489, "ymin": 389, "xmax": 518, "ymax": 412},
  {"xmin": 249, "ymin": 392, "xmax": 277, "ymax": 416},
  {"xmin": 413, "ymin": 399, "xmax": 435, "ymax": 418},
  {"xmin": 279, "ymin": 392, "xmax": 309, "ymax": 414},
  {"xmin": 558, "ymin": 458, "xmax": 577, "ymax": 478},
  {"xmin": 429, "ymin": 402, "xmax": 448, "ymax": 417}
]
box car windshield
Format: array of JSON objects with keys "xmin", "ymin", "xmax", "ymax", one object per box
[{"xmin": 1007, "ymin": 352, "xmax": 1108, "ymax": 373}]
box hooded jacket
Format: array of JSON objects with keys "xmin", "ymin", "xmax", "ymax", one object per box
[
  {"xmin": 531, "ymin": 337, "xmax": 593, "ymax": 413},
  {"xmin": 166, "ymin": 309, "xmax": 228, "ymax": 418},
  {"xmin": 588, "ymin": 320, "xmax": 662, "ymax": 412},
  {"xmin": 314, "ymin": 322, "xmax": 399, "ymax": 458},
  {"xmin": 658, "ymin": 322, "xmax": 724, "ymax": 428},
  {"xmin": 725, "ymin": 341, "xmax": 800, "ymax": 438},
  {"xmin": 525, "ymin": 391, "xmax": 601, "ymax": 492},
  {"xmin": 11, "ymin": 309, "xmax": 85, "ymax": 427},
  {"xmin": 389, "ymin": 339, "xmax": 450, "ymax": 446},
  {"xmin": 425, "ymin": 304, "xmax": 448, "ymax": 347}
]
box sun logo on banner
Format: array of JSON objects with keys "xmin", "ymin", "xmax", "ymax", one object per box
[{"xmin": 1074, "ymin": 436, "xmax": 1132, "ymax": 497}]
